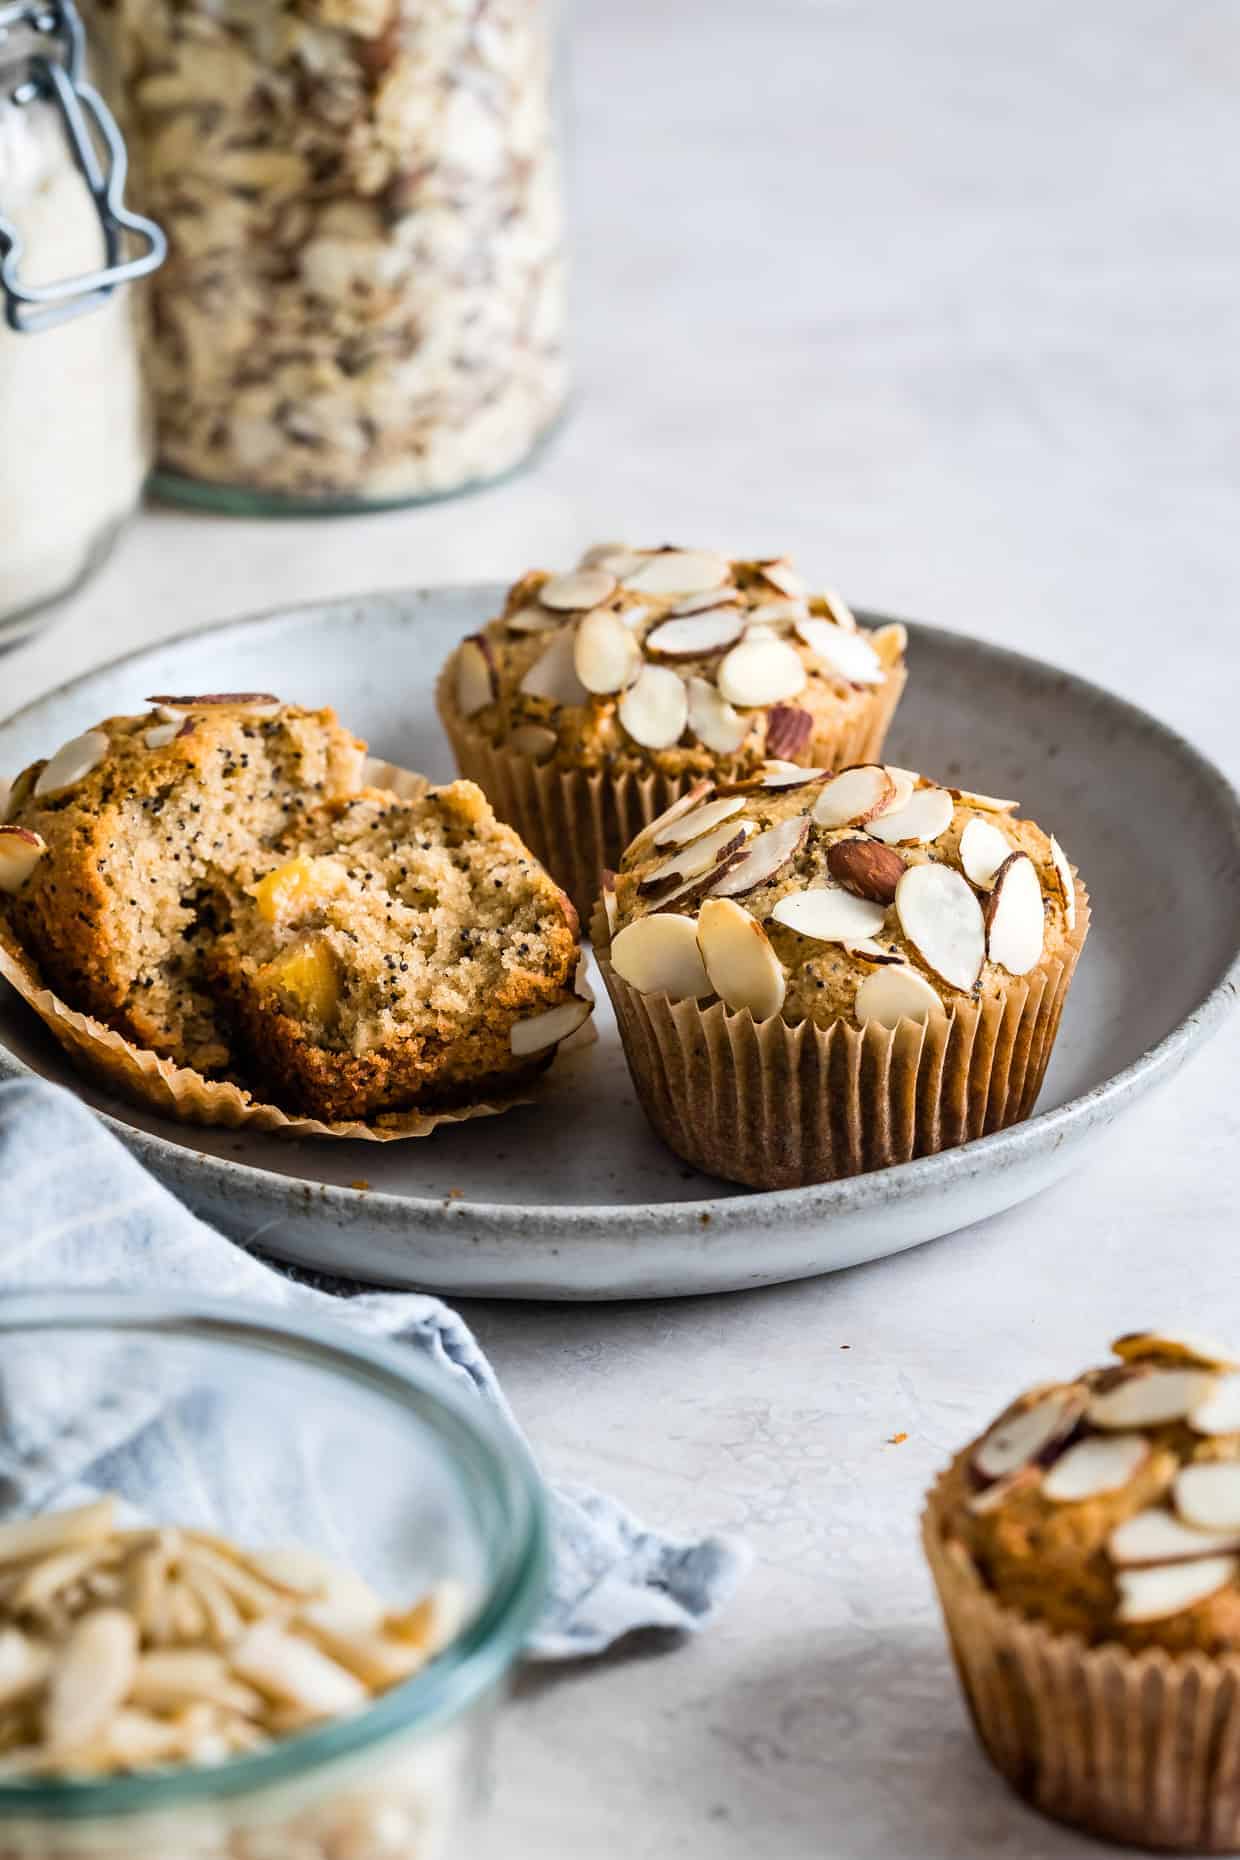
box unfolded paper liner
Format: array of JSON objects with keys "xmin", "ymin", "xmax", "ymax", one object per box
[
  {"xmin": 437, "ymin": 659, "xmax": 908, "ymax": 921},
  {"xmin": 589, "ymin": 883, "xmax": 1088, "ymax": 1191},
  {"xmin": 0, "ymin": 758, "xmax": 580, "ymax": 1143},
  {"xmin": 923, "ymin": 1457, "xmax": 1240, "ymax": 1853}
]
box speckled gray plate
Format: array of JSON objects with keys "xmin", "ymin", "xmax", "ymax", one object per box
[{"xmin": 1, "ymin": 587, "xmax": 1238, "ymax": 1299}]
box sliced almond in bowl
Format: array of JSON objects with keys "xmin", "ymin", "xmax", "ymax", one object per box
[
  {"xmin": 645, "ymin": 609, "xmax": 745, "ymax": 658},
  {"xmin": 33, "ymin": 730, "xmax": 110, "ymax": 798},
  {"xmin": 653, "ymin": 795, "xmax": 747, "ymax": 849},
  {"xmin": 539, "ymin": 569, "xmax": 617, "ymax": 611},
  {"xmin": 1050, "ymin": 833, "xmax": 1077, "ymax": 930},
  {"xmin": 510, "ymin": 998, "xmax": 592, "ymax": 1056},
  {"xmin": 622, "ymin": 549, "xmax": 731, "ymax": 597},
  {"xmin": 1110, "ymin": 1508, "xmax": 1240, "ymax": 1566},
  {"xmin": 853, "ymin": 964, "xmax": 943, "ymax": 1028},
  {"xmin": 1116, "ymin": 1555, "xmax": 1238, "ymax": 1624},
  {"xmin": 795, "ymin": 617, "xmax": 884, "ymax": 686},
  {"xmin": 520, "ymin": 627, "xmax": 589, "ymax": 706},
  {"xmin": 958, "ymin": 816, "xmax": 1012, "ymax": 888},
  {"xmin": 574, "ymin": 606, "xmax": 642, "ymax": 695},
  {"xmin": 771, "ymin": 886, "xmax": 886, "ymax": 943},
  {"xmin": 984, "ymin": 852, "xmax": 1046, "ymax": 975},
  {"xmin": 869, "ymin": 786, "xmax": 955, "ymax": 846},
  {"xmin": 610, "ymin": 912, "xmax": 711, "ymax": 1000},
  {"xmin": 894, "ymin": 863, "xmax": 985, "ymax": 992},
  {"xmin": 696, "ymin": 898, "xmax": 786, "ymax": 1020},
  {"xmin": 812, "ymin": 765, "xmax": 895, "ymax": 829},
  {"xmin": 686, "ymin": 675, "xmax": 749, "ymax": 754},
  {"xmin": 826, "ymin": 837, "xmax": 905, "ymax": 905},
  {"xmin": 717, "ymin": 634, "xmax": 807, "ymax": 707},
  {"xmin": 618, "ymin": 664, "xmax": 689, "ymax": 749},
  {"xmin": 710, "ymin": 816, "xmax": 809, "ymax": 898},
  {"xmin": 639, "ymin": 819, "xmax": 751, "ymax": 896},
  {"xmin": 1174, "ymin": 1463, "xmax": 1240, "ymax": 1533},
  {"xmin": 1088, "ymin": 1366, "xmax": 1217, "ymax": 1429},
  {"xmin": 972, "ymin": 1388, "xmax": 1086, "ymax": 1482},
  {"xmin": 1042, "ymin": 1433, "xmax": 1149, "ymax": 1502},
  {"xmin": 0, "ymin": 827, "xmax": 47, "ymax": 895},
  {"xmin": 454, "ymin": 636, "xmax": 495, "ymax": 717}
]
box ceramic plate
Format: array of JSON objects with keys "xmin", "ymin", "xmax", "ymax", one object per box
[{"xmin": 1, "ymin": 588, "xmax": 1238, "ymax": 1299}]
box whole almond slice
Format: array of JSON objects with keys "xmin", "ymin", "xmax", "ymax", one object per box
[
  {"xmin": 1110, "ymin": 1508, "xmax": 1240, "ymax": 1567},
  {"xmin": 873, "ymin": 766, "xmax": 917, "ymax": 818},
  {"xmin": 618, "ymin": 665, "xmax": 689, "ymax": 749},
  {"xmin": 826, "ymin": 837, "xmax": 905, "ymax": 904},
  {"xmin": 1042, "ymin": 1433, "xmax": 1149, "ymax": 1503},
  {"xmin": 819, "ymin": 588, "xmax": 858, "ymax": 632},
  {"xmin": 952, "ymin": 786, "xmax": 1018, "ymax": 814},
  {"xmin": 33, "ymin": 730, "xmax": 110, "ymax": 798},
  {"xmin": 610, "ymin": 913, "xmax": 710, "ymax": 1000},
  {"xmin": 894, "ymin": 863, "xmax": 985, "ymax": 992},
  {"xmin": 696, "ymin": 898, "xmax": 786, "ymax": 1021},
  {"xmin": 757, "ymin": 557, "xmax": 806, "ymax": 599},
  {"xmin": 639, "ymin": 819, "xmax": 751, "ymax": 894},
  {"xmin": 0, "ymin": 827, "xmax": 47, "ymax": 895},
  {"xmin": 747, "ymin": 599, "xmax": 807, "ymax": 628},
  {"xmin": 579, "ymin": 541, "xmax": 633, "ymax": 570},
  {"xmin": 645, "ymin": 610, "xmax": 745, "ymax": 659},
  {"xmin": 717, "ymin": 635, "xmax": 808, "ymax": 707},
  {"xmin": 853, "ymin": 964, "xmax": 942, "ymax": 1028},
  {"xmin": 795, "ymin": 617, "xmax": 884, "ymax": 686},
  {"xmin": 1191, "ymin": 1375, "xmax": 1240, "ymax": 1436},
  {"xmin": 959, "ymin": 817, "xmax": 1012, "ymax": 889},
  {"xmin": 1088, "ymin": 1366, "xmax": 1217, "ymax": 1430},
  {"xmin": 508, "ymin": 723, "xmax": 558, "ymax": 761},
  {"xmin": 520, "ymin": 627, "xmax": 589, "ymax": 706},
  {"xmin": 1050, "ymin": 834, "xmax": 1077, "ymax": 930},
  {"xmin": 1116, "ymin": 1555, "xmax": 1238, "ymax": 1624},
  {"xmin": 1174, "ymin": 1464, "xmax": 1240, "ymax": 1533},
  {"xmin": 645, "ymin": 848, "xmax": 749, "ymax": 911},
  {"xmin": 630, "ymin": 782, "xmax": 715, "ymax": 857},
  {"xmin": 812, "ymin": 765, "xmax": 895, "ymax": 829},
  {"xmin": 44, "ymin": 1610, "xmax": 138, "ymax": 1752},
  {"xmin": 771, "ymin": 886, "xmax": 886, "ymax": 942},
  {"xmin": 506, "ymin": 606, "xmax": 562, "ymax": 635},
  {"xmin": 869, "ymin": 786, "xmax": 955, "ymax": 846},
  {"xmin": 574, "ymin": 607, "xmax": 642, "ymax": 695},
  {"xmin": 539, "ymin": 569, "xmax": 617, "ymax": 611},
  {"xmin": 984, "ymin": 853, "xmax": 1045, "ymax": 975},
  {"xmin": 144, "ymin": 721, "xmax": 181, "ymax": 750},
  {"xmin": 653, "ymin": 795, "xmax": 746, "ymax": 849},
  {"xmin": 622, "ymin": 550, "xmax": 731, "ymax": 597},
  {"xmin": 720, "ymin": 761, "xmax": 828, "ymax": 793},
  {"xmin": 454, "ymin": 636, "xmax": 495, "ymax": 717},
  {"xmin": 710, "ymin": 816, "xmax": 809, "ymax": 898},
  {"xmin": 973, "ymin": 1388, "xmax": 1086, "ymax": 1482},
  {"xmin": 510, "ymin": 998, "xmax": 592, "ymax": 1057},
  {"xmin": 1113, "ymin": 1331, "xmax": 1237, "ymax": 1371},
  {"xmin": 686, "ymin": 675, "xmax": 749, "ymax": 754},
  {"xmin": 669, "ymin": 587, "xmax": 742, "ymax": 617}
]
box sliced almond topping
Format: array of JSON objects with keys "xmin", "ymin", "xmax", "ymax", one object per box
[
  {"xmin": 746, "ymin": 599, "xmax": 807, "ymax": 628},
  {"xmin": 0, "ymin": 827, "xmax": 47, "ymax": 895},
  {"xmin": 508, "ymin": 723, "xmax": 558, "ymax": 761},
  {"xmin": 873, "ymin": 766, "xmax": 917, "ymax": 818},
  {"xmin": 0, "ymin": 1499, "xmax": 116, "ymax": 1566},
  {"xmin": 622, "ymin": 549, "xmax": 731, "ymax": 597},
  {"xmin": 653, "ymin": 795, "xmax": 746, "ymax": 849},
  {"xmin": 826, "ymin": 837, "xmax": 905, "ymax": 905},
  {"xmin": 144, "ymin": 721, "xmax": 182, "ymax": 750},
  {"xmin": 505, "ymin": 605, "xmax": 562, "ymax": 635},
  {"xmin": 1042, "ymin": 1433, "xmax": 1149, "ymax": 1503},
  {"xmin": 1110, "ymin": 1508, "xmax": 1240, "ymax": 1566},
  {"xmin": 795, "ymin": 616, "xmax": 885, "ymax": 686},
  {"xmin": 812, "ymin": 765, "xmax": 896, "ymax": 829},
  {"xmin": 853, "ymin": 964, "xmax": 943, "ymax": 1028},
  {"xmin": 0, "ymin": 776, "xmax": 12, "ymax": 824},
  {"xmin": 146, "ymin": 693, "xmax": 279, "ymax": 712},
  {"xmin": 894, "ymin": 863, "xmax": 985, "ymax": 992},
  {"xmin": 973, "ymin": 1388, "xmax": 1086, "ymax": 1482},
  {"xmin": 455, "ymin": 635, "xmax": 496, "ymax": 717},
  {"xmin": 573, "ymin": 606, "xmax": 643, "ymax": 695},
  {"xmin": 869, "ymin": 786, "xmax": 955, "ymax": 846},
  {"xmin": 951, "ymin": 786, "xmax": 1018, "ymax": 814},
  {"xmin": 229, "ymin": 1620, "xmax": 368, "ymax": 1718},
  {"xmin": 710, "ymin": 816, "xmax": 809, "ymax": 898},
  {"xmin": 669, "ymin": 587, "xmax": 742, "ymax": 617},
  {"xmin": 959, "ymin": 817, "xmax": 1012, "ymax": 889},
  {"xmin": 610, "ymin": 913, "xmax": 710, "ymax": 1001},
  {"xmin": 43, "ymin": 1610, "xmax": 138, "ymax": 1752},
  {"xmin": 539, "ymin": 569, "xmax": 618, "ymax": 611},
  {"xmin": 967, "ymin": 1467, "xmax": 1040, "ymax": 1515},
  {"xmin": 685, "ymin": 675, "xmax": 749, "ymax": 754},
  {"xmin": 1116, "ymin": 1555, "xmax": 1238, "ymax": 1624},
  {"xmin": 1113, "ymin": 1331, "xmax": 1237, "ymax": 1371},
  {"xmin": 33, "ymin": 730, "xmax": 110, "ymax": 798},
  {"xmin": 578, "ymin": 541, "xmax": 633, "ymax": 570},
  {"xmin": 520, "ymin": 627, "xmax": 589, "ymax": 707},
  {"xmin": 1088, "ymin": 1365, "xmax": 1217, "ymax": 1430},
  {"xmin": 601, "ymin": 871, "xmax": 619, "ymax": 937},
  {"xmin": 696, "ymin": 898, "xmax": 786, "ymax": 1021},
  {"xmin": 1050, "ymin": 833, "xmax": 1077, "ymax": 931},
  {"xmin": 844, "ymin": 938, "xmax": 902, "ymax": 965},
  {"xmin": 756, "ymin": 557, "xmax": 806, "ymax": 599},
  {"xmin": 592, "ymin": 549, "xmax": 650, "ymax": 580},
  {"xmin": 721, "ymin": 761, "xmax": 828, "ymax": 793},
  {"xmin": 645, "ymin": 609, "xmax": 745, "ymax": 659},
  {"xmin": 1174, "ymin": 1463, "xmax": 1240, "ymax": 1533},
  {"xmin": 510, "ymin": 998, "xmax": 592, "ymax": 1056},
  {"xmin": 984, "ymin": 853, "xmax": 1045, "ymax": 976},
  {"xmin": 618, "ymin": 664, "xmax": 689, "ymax": 750},
  {"xmin": 870, "ymin": 621, "xmax": 908, "ymax": 659},
  {"xmin": 717, "ymin": 634, "xmax": 808, "ymax": 707},
  {"xmin": 630, "ymin": 781, "xmax": 715, "ymax": 856},
  {"xmin": 819, "ymin": 588, "xmax": 858, "ymax": 632},
  {"xmin": 771, "ymin": 886, "xmax": 886, "ymax": 943},
  {"xmin": 763, "ymin": 705, "xmax": 814, "ymax": 760},
  {"xmin": 1191, "ymin": 1375, "xmax": 1240, "ymax": 1436},
  {"xmin": 639, "ymin": 819, "xmax": 751, "ymax": 895}
]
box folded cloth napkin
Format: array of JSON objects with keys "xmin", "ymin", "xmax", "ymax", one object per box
[{"xmin": 0, "ymin": 1076, "xmax": 748, "ymax": 1659}]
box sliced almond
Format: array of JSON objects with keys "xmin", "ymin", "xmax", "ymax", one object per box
[
  {"xmin": 826, "ymin": 837, "xmax": 905, "ymax": 904},
  {"xmin": 0, "ymin": 776, "xmax": 12, "ymax": 824},
  {"xmin": 958, "ymin": 817, "xmax": 1012, "ymax": 889},
  {"xmin": 1191, "ymin": 1375, "xmax": 1240, "ymax": 1436},
  {"xmin": 869, "ymin": 786, "xmax": 955, "ymax": 846},
  {"xmin": 710, "ymin": 816, "xmax": 809, "ymax": 898},
  {"xmin": 870, "ymin": 621, "xmax": 908, "ymax": 659},
  {"xmin": 508, "ymin": 723, "xmax": 558, "ymax": 761},
  {"xmin": 717, "ymin": 634, "xmax": 808, "ymax": 707},
  {"xmin": 853, "ymin": 963, "xmax": 943, "ymax": 1028},
  {"xmin": 639, "ymin": 819, "xmax": 751, "ymax": 895},
  {"xmin": 819, "ymin": 588, "xmax": 858, "ymax": 632},
  {"xmin": 454, "ymin": 635, "xmax": 495, "ymax": 717},
  {"xmin": 0, "ymin": 1631, "xmax": 50, "ymax": 1710},
  {"xmin": 685, "ymin": 676, "xmax": 749, "ymax": 754},
  {"xmin": 1116, "ymin": 1555, "xmax": 1238, "ymax": 1624},
  {"xmin": 510, "ymin": 998, "xmax": 592, "ymax": 1056},
  {"xmin": 632, "ymin": 781, "xmax": 715, "ymax": 855},
  {"xmin": 0, "ymin": 827, "xmax": 47, "ymax": 895},
  {"xmin": 43, "ymin": 1610, "xmax": 138, "ymax": 1752},
  {"xmin": 622, "ymin": 549, "xmax": 731, "ymax": 597},
  {"xmin": 1174, "ymin": 1463, "xmax": 1240, "ymax": 1533},
  {"xmin": 618, "ymin": 664, "xmax": 689, "ymax": 749},
  {"xmin": 385, "ymin": 1579, "xmax": 473, "ymax": 1658},
  {"xmin": 653, "ymin": 795, "xmax": 746, "ymax": 849},
  {"xmin": 130, "ymin": 1650, "xmax": 262, "ymax": 1716},
  {"xmin": 1088, "ymin": 1366, "xmax": 1217, "ymax": 1430},
  {"xmin": 574, "ymin": 606, "xmax": 642, "ymax": 694},
  {"xmin": 844, "ymin": 938, "xmax": 902, "ymax": 964},
  {"xmin": 756, "ymin": 558, "xmax": 806, "ymax": 599},
  {"xmin": 505, "ymin": 605, "xmax": 562, "ymax": 635},
  {"xmin": 1110, "ymin": 1508, "xmax": 1240, "ymax": 1566},
  {"xmin": 1042, "ymin": 1433, "xmax": 1149, "ymax": 1503},
  {"xmin": 669, "ymin": 587, "xmax": 742, "ymax": 617},
  {"xmin": 645, "ymin": 850, "xmax": 749, "ymax": 911},
  {"xmin": 894, "ymin": 863, "xmax": 985, "ymax": 992},
  {"xmin": 764, "ymin": 705, "xmax": 814, "ymax": 760},
  {"xmin": 746, "ymin": 599, "xmax": 807, "ymax": 628},
  {"xmin": 951, "ymin": 786, "xmax": 1018, "ymax": 814},
  {"xmin": 696, "ymin": 898, "xmax": 786, "ymax": 1021},
  {"xmin": 645, "ymin": 609, "xmax": 745, "ymax": 659},
  {"xmin": 795, "ymin": 617, "xmax": 885, "ymax": 686},
  {"xmin": 229, "ymin": 1621, "xmax": 367, "ymax": 1718},
  {"xmin": 610, "ymin": 912, "xmax": 710, "ymax": 1000},
  {"xmin": 539, "ymin": 569, "xmax": 617, "ymax": 611},
  {"xmin": 873, "ymin": 766, "xmax": 917, "ymax": 818},
  {"xmin": 143, "ymin": 722, "xmax": 181, "ymax": 750},
  {"xmin": 967, "ymin": 1467, "xmax": 1040, "ymax": 1515},
  {"xmin": 973, "ymin": 1388, "xmax": 1086, "ymax": 1482},
  {"xmin": 578, "ymin": 541, "xmax": 632, "ymax": 570},
  {"xmin": 295, "ymin": 1612, "xmax": 425, "ymax": 1691},
  {"xmin": 722, "ymin": 761, "xmax": 828, "ymax": 793},
  {"xmin": 771, "ymin": 886, "xmax": 886, "ymax": 943},
  {"xmin": 1050, "ymin": 834, "xmax": 1077, "ymax": 931},
  {"xmin": 812, "ymin": 765, "xmax": 896, "ymax": 829},
  {"xmin": 10, "ymin": 1547, "xmax": 110, "ymax": 1614},
  {"xmin": 33, "ymin": 730, "xmax": 110, "ymax": 798},
  {"xmin": 601, "ymin": 871, "xmax": 619, "ymax": 936},
  {"xmin": 984, "ymin": 853, "xmax": 1045, "ymax": 976},
  {"xmin": 147, "ymin": 692, "xmax": 279, "ymax": 712},
  {"xmin": 1113, "ymin": 1331, "xmax": 1236, "ymax": 1371},
  {"xmin": 0, "ymin": 1500, "xmax": 116, "ymax": 1567},
  {"xmin": 520, "ymin": 628, "xmax": 589, "ymax": 706}
]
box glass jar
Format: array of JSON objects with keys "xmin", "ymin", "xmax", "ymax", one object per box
[
  {"xmin": 94, "ymin": 0, "xmax": 567, "ymax": 513},
  {"xmin": 0, "ymin": 1292, "xmax": 547, "ymax": 1859},
  {"xmin": 0, "ymin": 0, "xmax": 163, "ymax": 649}
]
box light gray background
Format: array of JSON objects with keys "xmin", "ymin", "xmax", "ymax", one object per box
[{"xmin": 5, "ymin": 2, "xmax": 1239, "ymax": 1854}]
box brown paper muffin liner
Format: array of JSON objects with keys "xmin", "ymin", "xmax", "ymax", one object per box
[
  {"xmin": 437, "ymin": 660, "xmax": 908, "ymax": 921},
  {"xmin": 590, "ymin": 884, "xmax": 1088, "ymax": 1190},
  {"xmin": 923, "ymin": 1457, "xmax": 1240, "ymax": 1853},
  {"xmin": 0, "ymin": 758, "xmax": 582, "ymax": 1143}
]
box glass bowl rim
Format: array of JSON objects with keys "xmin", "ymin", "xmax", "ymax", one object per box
[{"xmin": 0, "ymin": 1289, "xmax": 548, "ymax": 1822}]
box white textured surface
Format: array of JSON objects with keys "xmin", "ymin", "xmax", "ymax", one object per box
[{"xmin": 4, "ymin": 0, "xmax": 1240, "ymax": 1853}]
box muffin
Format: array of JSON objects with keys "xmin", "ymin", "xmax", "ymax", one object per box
[
  {"xmin": 925, "ymin": 1330, "xmax": 1240, "ymax": 1851},
  {"xmin": 0, "ymin": 696, "xmax": 587, "ymax": 1129},
  {"xmin": 592, "ymin": 761, "xmax": 1088, "ymax": 1188},
  {"xmin": 436, "ymin": 544, "xmax": 907, "ymax": 917}
]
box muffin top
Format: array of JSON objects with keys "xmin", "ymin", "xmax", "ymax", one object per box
[
  {"xmin": 602, "ymin": 761, "xmax": 1080, "ymax": 1029},
  {"xmin": 940, "ymin": 1332, "xmax": 1240, "ymax": 1655},
  {"xmin": 444, "ymin": 545, "xmax": 906, "ymax": 778}
]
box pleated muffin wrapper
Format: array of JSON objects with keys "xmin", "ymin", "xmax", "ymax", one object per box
[
  {"xmin": 923, "ymin": 1455, "xmax": 1240, "ymax": 1854},
  {"xmin": 0, "ymin": 759, "xmax": 591, "ymax": 1143},
  {"xmin": 589, "ymin": 883, "xmax": 1088, "ymax": 1191},
  {"xmin": 437, "ymin": 658, "xmax": 908, "ymax": 922}
]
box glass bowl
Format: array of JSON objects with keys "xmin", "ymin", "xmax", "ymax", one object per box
[{"xmin": 0, "ymin": 1292, "xmax": 548, "ymax": 1858}]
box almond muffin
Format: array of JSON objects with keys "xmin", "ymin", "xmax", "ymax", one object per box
[
  {"xmin": 925, "ymin": 1330, "xmax": 1240, "ymax": 1851},
  {"xmin": 436, "ymin": 544, "xmax": 907, "ymax": 916},
  {"xmin": 593, "ymin": 760, "xmax": 1088, "ymax": 1187}
]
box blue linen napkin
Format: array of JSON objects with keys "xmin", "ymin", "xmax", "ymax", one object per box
[{"xmin": 0, "ymin": 1075, "xmax": 749, "ymax": 1659}]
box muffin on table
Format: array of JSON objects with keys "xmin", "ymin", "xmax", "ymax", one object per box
[
  {"xmin": 436, "ymin": 544, "xmax": 907, "ymax": 917},
  {"xmin": 925, "ymin": 1330, "xmax": 1240, "ymax": 1852},
  {"xmin": 592, "ymin": 761, "xmax": 1087, "ymax": 1188}
]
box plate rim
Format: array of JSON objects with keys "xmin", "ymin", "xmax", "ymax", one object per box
[{"xmin": 2, "ymin": 583, "xmax": 1239, "ymax": 1240}]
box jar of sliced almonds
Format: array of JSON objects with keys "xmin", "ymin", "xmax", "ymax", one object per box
[
  {"xmin": 86, "ymin": 0, "xmax": 567, "ymax": 512},
  {"xmin": 0, "ymin": 1296, "xmax": 546, "ymax": 1859}
]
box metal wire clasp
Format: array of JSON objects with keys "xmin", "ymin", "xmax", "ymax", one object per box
[{"xmin": 0, "ymin": 0, "xmax": 165, "ymax": 332}]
